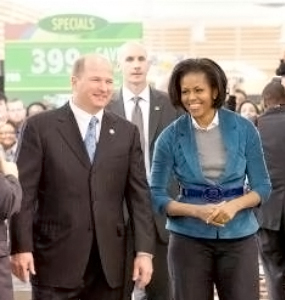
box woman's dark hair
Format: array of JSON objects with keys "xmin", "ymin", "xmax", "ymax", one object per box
[
  {"xmin": 168, "ymin": 58, "xmax": 228, "ymax": 110},
  {"xmin": 238, "ymin": 100, "xmax": 260, "ymax": 115},
  {"xmin": 26, "ymin": 101, "xmax": 47, "ymax": 117}
]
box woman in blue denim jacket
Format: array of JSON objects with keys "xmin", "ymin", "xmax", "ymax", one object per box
[{"xmin": 150, "ymin": 58, "xmax": 271, "ymax": 300}]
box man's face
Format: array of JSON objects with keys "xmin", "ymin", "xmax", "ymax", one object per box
[
  {"xmin": 119, "ymin": 44, "xmax": 150, "ymax": 86},
  {"xmin": 7, "ymin": 100, "xmax": 26, "ymax": 125},
  {"xmin": 71, "ymin": 57, "xmax": 114, "ymax": 114}
]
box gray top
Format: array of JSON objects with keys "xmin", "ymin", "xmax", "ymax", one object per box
[{"xmin": 195, "ymin": 126, "xmax": 226, "ymax": 183}]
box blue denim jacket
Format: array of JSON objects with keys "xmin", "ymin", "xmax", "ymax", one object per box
[{"xmin": 150, "ymin": 108, "xmax": 271, "ymax": 239}]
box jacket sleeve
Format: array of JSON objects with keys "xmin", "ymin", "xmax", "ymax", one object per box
[
  {"xmin": 245, "ymin": 122, "xmax": 271, "ymax": 203},
  {"xmin": 10, "ymin": 119, "xmax": 43, "ymax": 254},
  {"xmin": 0, "ymin": 174, "xmax": 22, "ymax": 221},
  {"xmin": 150, "ymin": 127, "xmax": 175, "ymax": 214},
  {"xmin": 124, "ymin": 126, "xmax": 156, "ymax": 255}
]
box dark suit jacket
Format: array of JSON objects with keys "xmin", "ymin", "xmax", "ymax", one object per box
[
  {"xmin": 257, "ymin": 105, "xmax": 285, "ymax": 230},
  {"xmin": 10, "ymin": 103, "xmax": 155, "ymax": 290},
  {"xmin": 107, "ymin": 87, "xmax": 179, "ymax": 243},
  {"xmin": 0, "ymin": 174, "xmax": 22, "ymax": 300}
]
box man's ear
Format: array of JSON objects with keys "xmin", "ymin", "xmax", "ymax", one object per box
[{"xmin": 71, "ymin": 75, "xmax": 77, "ymax": 85}]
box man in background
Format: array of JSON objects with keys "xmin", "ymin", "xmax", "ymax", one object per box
[
  {"xmin": 108, "ymin": 41, "xmax": 180, "ymax": 300},
  {"xmin": 257, "ymin": 80, "xmax": 285, "ymax": 300}
]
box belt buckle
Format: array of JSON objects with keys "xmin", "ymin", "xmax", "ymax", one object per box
[{"xmin": 203, "ymin": 187, "xmax": 223, "ymax": 202}]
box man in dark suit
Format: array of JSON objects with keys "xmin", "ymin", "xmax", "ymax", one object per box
[
  {"xmin": 257, "ymin": 80, "xmax": 285, "ymax": 300},
  {"xmin": 0, "ymin": 151, "xmax": 22, "ymax": 300},
  {"xmin": 10, "ymin": 54, "xmax": 155, "ymax": 300},
  {"xmin": 108, "ymin": 41, "xmax": 179, "ymax": 300}
]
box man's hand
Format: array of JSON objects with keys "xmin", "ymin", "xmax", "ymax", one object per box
[
  {"xmin": 132, "ymin": 254, "xmax": 153, "ymax": 289},
  {"xmin": 11, "ymin": 252, "xmax": 36, "ymax": 282}
]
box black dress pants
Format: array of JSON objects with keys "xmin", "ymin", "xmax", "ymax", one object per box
[
  {"xmin": 168, "ymin": 232, "xmax": 259, "ymax": 300},
  {"xmin": 32, "ymin": 241, "xmax": 123, "ymax": 300}
]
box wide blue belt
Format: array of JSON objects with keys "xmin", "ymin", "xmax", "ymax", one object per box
[{"xmin": 181, "ymin": 186, "xmax": 244, "ymax": 203}]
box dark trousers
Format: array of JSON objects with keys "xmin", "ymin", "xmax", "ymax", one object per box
[
  {"xmin": 145, "ymin": 240, "xmax": 171, "ymax": 300},
  {"xmin": 32, "ymin": 241, "xmax": 123, "ymax": 300},
  {"xmin": 168, "ymin": 233, "xmax": 259, "ymax": 300},
  {"xmin": 257, "ymin": 228, "xmax": 285, "ymax": 300}
]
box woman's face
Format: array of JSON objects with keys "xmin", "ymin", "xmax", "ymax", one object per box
[
  {"xmin": 180, "ymin": 72, "xmax": 217, "ymax": 124},
  {"xmin": 240, "ymin": 102, "xmax": 258, "ymax": 121},
  {"xmin": 0, "ymin": 123, "xmax": 16, "ymax": 149}
]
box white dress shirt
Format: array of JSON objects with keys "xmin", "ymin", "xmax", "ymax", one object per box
[
  {"xmin": 69, "ymin": 99, "xmax": 104, "ymax": 142},
  {"xmin": 122, "ymin": 85, "xmax": 151, "ymax": 179},
  {"xmin": 192, "ymin": 111, "xmax": 219, "ymax": 131}
]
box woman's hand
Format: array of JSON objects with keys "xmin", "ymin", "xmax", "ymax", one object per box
[
  {"xmin": 206, "ymin": 201, "xmax": 239, "ymax": 226},
  {"xmin": 194, "ymin": 202, "xmax": 226, "ymax": 226}
]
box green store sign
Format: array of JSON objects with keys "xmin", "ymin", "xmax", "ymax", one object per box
[
  {"xmin": 38, "ymin": 14, "xmax": 109, "ymax": 34},
  {"xmin": 5, "ymin": 14, "xmax": 142, "ymax": 104}
]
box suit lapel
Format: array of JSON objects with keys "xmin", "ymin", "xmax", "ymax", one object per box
[
  {"xmin": 92, "ymin": 111, "xmax": 117, "ymax": 170},
  {"xmin": 56, "ymin": 103, "xmax": 90, "ymax": 169},
  {"xmin": 149, "ymin": 88, "xmax": 163, "ymax": 146},
  {"xmin": 177, "ymin": 115, "xmax": 206, "ymax": 183}
]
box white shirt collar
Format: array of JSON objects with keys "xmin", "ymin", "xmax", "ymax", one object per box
[
  {"xmin": 69, "ymin": 99, "xmax": 104, "ymax": 139},
  {"xmin": 69, "ymin": 99, "xmax": 104, "ymax": 123},
  {"xmin": 192, "ymin": 111, "xmax": 219, "ymax": 131},
  {"xmin": 122, "ymin": 85, "xmax": 150, "ymax": 103}
]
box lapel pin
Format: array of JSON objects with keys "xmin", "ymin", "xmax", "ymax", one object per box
[
  {"xmin": 154, "ymin": 106, "xmax": 160, "ymax": 111},
  {"xmin": 109, "ymin": 129, "xmax": 115, "ymax": 135}
]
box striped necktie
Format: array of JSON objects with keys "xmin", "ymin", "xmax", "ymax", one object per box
[{"xmin": 84, "ymin": 116, "xmax": 98, "ymax": 163}]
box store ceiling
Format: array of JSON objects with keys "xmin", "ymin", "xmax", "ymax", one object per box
[{"xmin": 8, "ymin": 0, "xmax": 285, "ymax": 25}]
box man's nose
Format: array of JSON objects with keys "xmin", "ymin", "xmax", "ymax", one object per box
[
  {"xmin": 99, "ymin": 81, "xmax": 108, "ymax": 92},
  {"xmin": 133, "ymin": 59, "xmax": 141, "ymax": 68}
]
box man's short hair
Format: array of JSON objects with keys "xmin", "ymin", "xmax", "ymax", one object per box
[{"xmin": 72, "ymin": 57, "xmax": 86, "ymax": 77}]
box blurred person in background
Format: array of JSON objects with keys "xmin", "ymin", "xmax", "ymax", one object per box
[
  {"xmin": 234, "ymin": 88, "xmax": 247, "ymax": 111},
  {"xmin": 26, "ymin": 101, "xmax": 47, "ymax": 117},
  {"xmin": 0, "ymin": 120, "xmax": 17, "ymax": 162},
  {"xmin": 0, "ymin": 100, "xmax": 22, "ymax": 300},
  {"xmin": 238, "ymin": 100, "xmax": 260, "ymax": 126},
  {"xmin": 256, "ymin": 80, "xmax": 285, "ymax": 300},
  {"xmin": 6, "ymin": 98, "xmax": 26, "ymax": 138},
  {"xmin": 150, "ymin": 58, "xmax": 271, "ymax": 300}
]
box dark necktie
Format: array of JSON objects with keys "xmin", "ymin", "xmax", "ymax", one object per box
[
  {"xmin": 131, "ymin": 97, "xmax": 145, "ymax": 151},
  {"xmin": 84, "ymin": 116, "xmax": 98, "ymax": 163}
]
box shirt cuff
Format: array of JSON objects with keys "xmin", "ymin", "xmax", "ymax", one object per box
[{"xmin": 136, "ymin": 252, "xmax": 154, "ymax": 259}]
